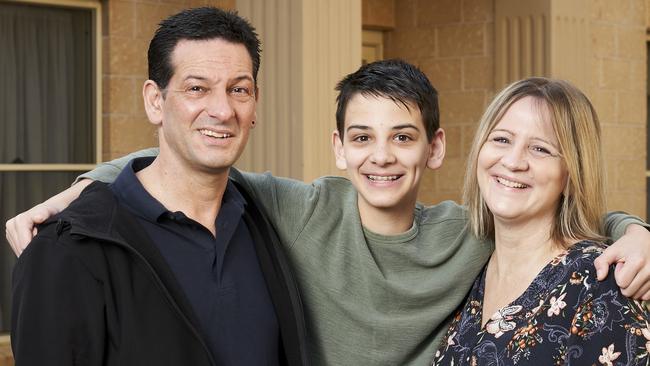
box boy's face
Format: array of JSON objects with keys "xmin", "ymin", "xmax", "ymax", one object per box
[{"xmin": 332, "ymin": 94, "xmax": 445, "ymax": 216}]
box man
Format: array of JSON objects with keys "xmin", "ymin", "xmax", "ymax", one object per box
[
  {"xmin": 8, "ymin": 61, "xmax": 650, "ymax": 365},
  {"xmin": 10, "ymin": 7, "xmax": 308, "ymax": 366}
]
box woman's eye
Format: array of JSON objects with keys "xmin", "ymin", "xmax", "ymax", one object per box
[
  {"xmin": 492, "ymin": 137, "xmax": 509, "ymax": 144},
  {"xmin": 530, "ymin": 146, "xmax": 553, "ymax": 156}
]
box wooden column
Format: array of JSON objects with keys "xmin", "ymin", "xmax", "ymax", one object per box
[
  {"xmin": 237, "ymin": 0, "xmax": 362, "ymax": 181},
  {"xmin": 495, "ymin": 0, "xmax": 590, "ymax": 90}
]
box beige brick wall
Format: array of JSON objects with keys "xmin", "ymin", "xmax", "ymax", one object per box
[
  {"xmin": 362, "ymin": 0, "xmax": 395, "ymax": 30},
  {"xmin": 590, "ymin": 0, "xmax": 647, "ymax": 217},
  {"xmin": 384, "ymin": 0, "xmax": 647, "ymax": 218},
  {"xmin": 384, "ymin": 0, "xmax": 494, "ymax": 204},
  {"xmin": 103, "ymin": 0, "xmax": 236, "ymax": 161}
]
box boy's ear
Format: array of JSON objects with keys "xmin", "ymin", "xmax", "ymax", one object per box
[
  {"xmin": 143, "ymin": 80, "xmax": 164, "ymax": 126},
  {"xmin": 332, "ymin": 130, "xmax": 347, "ymax": 170},
  {"xmin": 426, "ymin": 128, "xmax": 446, "ymax": 170}
]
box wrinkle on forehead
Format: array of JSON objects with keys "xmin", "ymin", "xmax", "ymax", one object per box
[{"xmin": 170, "ymin": 39, "xmax": 253, "ymax": 82}]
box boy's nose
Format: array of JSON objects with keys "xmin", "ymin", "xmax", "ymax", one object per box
[{"xmin": 370, "ymin": 144, "xmax": 396, "ymax": 166}]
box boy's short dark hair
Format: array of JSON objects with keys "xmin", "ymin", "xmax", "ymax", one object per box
[
  {"xmin": 335, "ymin": 59, "xmax": 439, "ymax": 142},
  {"xmin": 148, "ymin": 7, "xmax": 261, "ymax": 91}
]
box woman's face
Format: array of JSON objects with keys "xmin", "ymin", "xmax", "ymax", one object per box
[{"xmin": 477, "ymin": 96, "xmax": 568, "ymax": 227}]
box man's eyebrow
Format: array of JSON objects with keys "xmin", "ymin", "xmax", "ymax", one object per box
[
  {"xmin": 232, "ymin": 75, "xmax": 254, "ymax": 83},
  {"xmin": 182, "ymin": 75, "xmax": 254, "ymax": 83},
  {"xmin": 183, "ymin": 75, "xmax": 208, "ymax": 82}
]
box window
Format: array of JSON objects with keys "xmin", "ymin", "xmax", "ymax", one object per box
[{"xmin": 0, "ymin": 0, "xmax": 101, "ymax": 334}]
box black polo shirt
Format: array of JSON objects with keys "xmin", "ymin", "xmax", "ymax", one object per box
[{"xmin": 109, "ymin": 157, "xmax": 280, "ymax": 365}]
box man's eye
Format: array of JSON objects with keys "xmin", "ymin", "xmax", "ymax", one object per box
[
  {"xmin": 353, "ymin": 135, "xmax": 369, "ymax": 142},
  {"xmin": 230, "ymin": 87, "xmax": 251, "ymax": 95},
  {"xmin": 188, "ymin": 86, "xmax": 207, "ymax": 93}
]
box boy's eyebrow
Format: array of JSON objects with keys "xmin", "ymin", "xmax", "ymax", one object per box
[
  {"xmin": 392, "ymin": 123, "xmax": 420, "ymax": 131},
  {"xmin": 346, "ymin": 125, "xmax": 370, "ymax": 132},
  {"xmin": 346, "ymin": 123, "xmax": 420, "ymax": 132}
]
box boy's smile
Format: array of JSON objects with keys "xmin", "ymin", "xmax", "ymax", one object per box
[{"xmin": 333, "ymin": 94, "xmax": 445, "ymax": 232}]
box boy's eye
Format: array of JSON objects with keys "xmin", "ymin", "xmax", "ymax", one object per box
[{"xmin": 394, "ymin": 134, "xmax": 412, "ymax": 142}]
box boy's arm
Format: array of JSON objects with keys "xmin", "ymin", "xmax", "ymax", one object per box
[
  {"xmin": 599, "ymin": 211, "xmax": 650, "ymax": 300},
  {"xmin": 5, "ymin": 148, "xmax": 159, "ymax": 255}
]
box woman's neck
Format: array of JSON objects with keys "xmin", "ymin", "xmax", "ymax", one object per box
[{"xmin": 481, "ymin": 217, "xmax": 565, "ymax": 326}]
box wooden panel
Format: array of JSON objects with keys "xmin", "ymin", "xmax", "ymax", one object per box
[
  {"xmin": 237, "ymin": 0, "xmax": 361, "ymax": 181},
  {"xmin": 495, "ymin": 0, "xmax": 589, "ymax": 89}
]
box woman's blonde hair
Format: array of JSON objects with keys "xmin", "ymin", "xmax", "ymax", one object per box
[{"xmin": 463, "ymin": 77, "xmax": 605, "ymax": 246}]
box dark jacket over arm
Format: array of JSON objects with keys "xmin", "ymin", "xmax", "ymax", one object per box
[{"xmin": 12, "ymin": 181, "xmax": 308, "ymax": 366}]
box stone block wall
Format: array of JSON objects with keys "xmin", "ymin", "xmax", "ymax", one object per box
[
  {"xmin": 385, "ymin": 0, "xmax": 495, "ymax": 204},
  {"xmin": 589, "ymin": 0, "xmax": 647, "ymax": 216},
  {"xmin": 384, "ymin": 0, "xmax": 647, "ymax": 218},
  {"xmin": 103, "ymin": 0, "xmax": 236, "ymax": 160}
]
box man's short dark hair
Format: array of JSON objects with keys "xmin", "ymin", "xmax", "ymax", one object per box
[
  {"xmin": 148, "ymin": 7, "xmax": 261, "ymax": 90},
  {"xmin": 335, "ymin": 59, "xmax": 439, "ymax": 142}
]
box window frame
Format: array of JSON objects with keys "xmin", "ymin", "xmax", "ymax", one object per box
[
  {"xmin": 0, "ymin": 0, "xmax": 103, "ymax": 171},
  {"xmin": 0, "ymin": 0, "xmax": 102, "ymax": 346}
]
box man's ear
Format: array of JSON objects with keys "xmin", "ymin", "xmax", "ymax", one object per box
[
  {"xmin": 426, "ymin": 128, "xmax": 446, "ymax": 170},
  {"xmin": 143, "ymin": 80, "xmax": 164, "ymax": 126},
  {"xmin": 332, "ymin": 130, "xmax": 347, "ymax": 170}
]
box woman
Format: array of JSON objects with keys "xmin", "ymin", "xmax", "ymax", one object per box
[{"xmin": 432, "ymin": 78, "xmax": 650, "ymax": 365}]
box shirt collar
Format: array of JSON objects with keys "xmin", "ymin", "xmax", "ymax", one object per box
[{"xmin": 109, "ymin": 156, "xmax": 247, "ymax": 223}]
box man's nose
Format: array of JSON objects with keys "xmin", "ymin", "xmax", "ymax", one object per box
[{"xmin": 206, "ymin": 89, "xmax": 235, "ymax": 121}]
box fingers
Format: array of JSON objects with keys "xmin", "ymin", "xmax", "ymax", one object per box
[
  {"xmin": 5, "ymin": 205, "xmax": 58, "ymax": 257},
  {"xmin": 593, "ymin": 254, "xmax": 611, "ymax": 281},
  {"xmin": 614, "ymin": 256, "xmax": 650, "ymax": 299},
  {"xmin": 5, "ymin": 216, "xmax": 23, "ymax": 257}
]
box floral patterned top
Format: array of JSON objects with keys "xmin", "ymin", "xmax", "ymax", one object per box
[{"xmin": 432, "ymin": 240, "xmax": 650, "ymax": 366}]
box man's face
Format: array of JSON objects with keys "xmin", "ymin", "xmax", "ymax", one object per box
[
  {"xmin": 148, "ymin": 38, "xmax": 257, "ymax": 174},
  {"xmin": 333, "ymin": 94, "xmax": 445, "ymax": 216}
]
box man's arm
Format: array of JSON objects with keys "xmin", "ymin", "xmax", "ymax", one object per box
[{"xmin": 12, "ymin": 230, "xmax": 105, "ymax": 364}]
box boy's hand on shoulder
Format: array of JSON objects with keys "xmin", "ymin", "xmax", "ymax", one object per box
[
  {"xmin": 5, "ymin": 203, "xmax": 59, "ymax": 257},
  {"xmin": 595, "ymin": 224, "xmax": 650, "ymax": 300}
]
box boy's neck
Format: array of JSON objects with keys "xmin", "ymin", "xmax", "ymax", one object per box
[{"xmin": 357, "ymin": 196, "xmax": 415, "ymax": 236}]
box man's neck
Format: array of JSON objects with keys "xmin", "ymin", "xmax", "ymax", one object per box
[
  {"xmin": 135, "ymin": 152, "xmax": 229, "ymax": 236},
  {"xmin": 357, "ymin": 197, "xmax": 415, "ymax": 236}
]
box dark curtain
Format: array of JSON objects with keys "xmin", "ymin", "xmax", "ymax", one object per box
[{"xmin": 0, "ymin": 3, "xmax": 94, "ymax": 332}]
